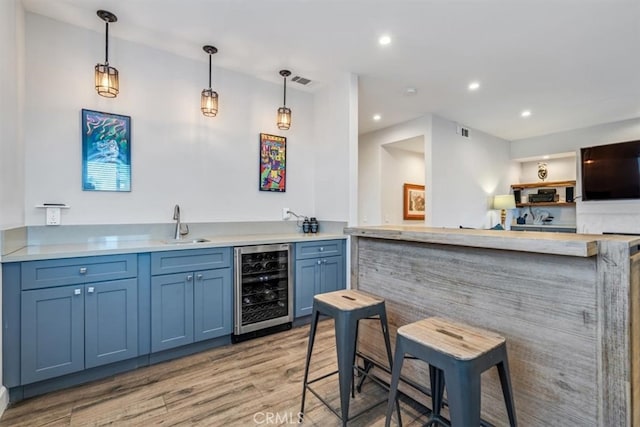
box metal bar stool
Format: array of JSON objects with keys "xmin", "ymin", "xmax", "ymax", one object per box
[
  {"xmin": 300, "ymin": 289, "xmax": 401, "ymax": 426},
  {"xmin": 384, "ymin": 317, "xmax": 517, "ymax": 427}
]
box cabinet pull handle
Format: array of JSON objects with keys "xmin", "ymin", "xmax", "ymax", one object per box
[
  {"xmin": 87, "ymin": 287, "xmax": 95, "ymax": 294},
  {"xmin": 79, "ymin": 267, "xmax": 88, "ymax": 274},
  {"xmin": 323, "ymin": 259, "xmax": 327, "ymax": 264},
  {"xmin": 186, "ymin": 275, "xmax": 193, "ymax": 281},
  {"xmin": 319, "ymin": 247, "xmax": 324, "ymax": 252},
  {"xmin": 74, "ymin": 288, "xmax": 82, "ymax": 295},
  {"xmin": 317, "ymin": 260, "xmax": 322, "ymax": 265},
  {"xmin": 196, "ymin": 274, "xmax": 203, "ymax": 280}
]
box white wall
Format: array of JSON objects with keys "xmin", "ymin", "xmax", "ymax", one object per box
[
  {"xmin": 0, "ymin": 0, "xmax": 25, "ymax": 415},
  {"xmin": 430, "ymin": 115, "xmax": 517, "ymax": 229},
  {"xmin": 511, "ymin": 118, "xmax": 640, "ymax": 233},
  {"xmin": 312, "ymin": 73, "xmax": 357, "ymax": 222},
  {"xmin": 359, "ymin": 116, "xmax": 433, "ymax": 225},
  {"xmin": 380, "ymin": 145, "xmax": 425, "ymax": 225},
  {"xmin": 23, "ymin": 13, "xmax": 352, "ymax": 226},
  {"xmin": 1, "ymin": 0, "xmax": 25, "ymax": 229},
  {"xmin": 359, "ymin": 114, "xmax": 516, "ymax": 229}
]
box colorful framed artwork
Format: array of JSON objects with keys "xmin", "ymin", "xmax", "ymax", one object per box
[
  {"xmin": 403, "ymin": 183, "xmax": 425, "ymax": 220},
  {"xmin": 259, "ymin": 133, "xmax": 286, "ymax": 192},
  {"xmin": 81, "ymin": 109, "xmax": 131, "ymax": 192}
]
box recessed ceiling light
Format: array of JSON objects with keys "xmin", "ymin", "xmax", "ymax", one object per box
[
  {"xmin": 521, "ymin": 110, "xmax": 532, "ymax": 118},
  {"xmin": 404, "ymin": 87, "xmax": 417, "ymax": 96},
  {"xmin": 373, "ymin": 114, "xmax": 381, "ymax": 121},
  {"xmin": 378, "ymin": 35, "xmax": 391, "ymax": 46},
  {"xmin": 468, "ymin": 81, "xmax": 480, "ymax": 91}
]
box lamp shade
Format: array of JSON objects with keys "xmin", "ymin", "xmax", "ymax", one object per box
[{"xmin": 493, "ymin": 194, "xmax": 516, "ymax": 210}]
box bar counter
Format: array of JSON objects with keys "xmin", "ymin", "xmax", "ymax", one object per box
[{"xmin": 344, "ymin": 226, "xmax": 640, "ymax": 426}]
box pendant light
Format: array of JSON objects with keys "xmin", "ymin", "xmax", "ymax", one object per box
[
  {"xmin": 95, "ymin": 10, "xmax": 119, "ymax": 98},
  {"xmin": 277, "ymin": 70, "xmax": 292, "ymax": 130},
  {"xmin": 201, "ymin": 45, "xmax": 219, "ymax": 117}
]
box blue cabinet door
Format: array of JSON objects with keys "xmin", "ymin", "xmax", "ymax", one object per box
[
  {"xmin": 151, "ymin": 273, "xmax": 194, "ymax": 352},
  {"xmin": 319, "ymin": 255, "xmax": 345, "ymax": 294},
  {"xmin": 194, "ymin": 269, "xmax": 232, "ymax": 342},
  {"xmin": 295, "ymin": 258, "xmax": 320, "ymax": 318},
  {"xmin": 21, "ymin": 285, "xmax": 85, "ymax": 384},
  {"xmin": 85, "ymin": 278, "xmax": 138, "ymax": 369}
]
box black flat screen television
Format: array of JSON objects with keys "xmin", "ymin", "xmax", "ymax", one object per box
[{"xmin": 581, "ymin": 140, "xmax": 640, "ymax": 201}]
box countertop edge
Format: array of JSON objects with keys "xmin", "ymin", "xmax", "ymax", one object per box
[
  {"xmin": 2, "ymin": 233, "xmax": 348, "ymax": 262},
  {"xmin": 344, "ymin": 226, "xmax": 608, "ymax": 257}
]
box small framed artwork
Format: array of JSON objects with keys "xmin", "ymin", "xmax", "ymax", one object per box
[
  {"xmin": 259, "ymin": 133, "xmax": 286, "ymax": 192},
  {"xmin": 81, "ymin": 109, "xmax": 131, "ymax": 192},
  {"xmin": 403, "ymin": 183, "xmax": 425, "ymax": 220}
]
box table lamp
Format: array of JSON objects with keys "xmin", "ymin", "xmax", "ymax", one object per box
[{"xmin": 493, "ymin": 194, "xmax": 516, "ymax": 227}]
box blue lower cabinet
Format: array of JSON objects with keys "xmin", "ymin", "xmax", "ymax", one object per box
[
  {"xmin": 85, "ymin": 278, "xmax": 138, "ymax": 369},
  {"xmin": 21, "ymin": 278, "xmax": 140, "ymax": 384},
  {"xmin": 151, "ymin": 268, "xmax": 232, "ymax": 352},
  {"xmin": 151, "ymin": 273, "xmax": 195, "ymax": 352},
  {"xmin": 294, "ymin": 240, "xmax": 346, "ymax": 318},
  {"xmin": 194, "ymin": 268, "xmax": 233, "ymax": 342},
  {"xmin": 319, "ymin": 256, "xmax": 344, "ymax": 294},
  {"xmin": 295, "ymin": 259, "xmax": 319, "ymax": 318},
  {"xmin": 21, "ymin": 286, "xmax": 85, "ymax": 384}
]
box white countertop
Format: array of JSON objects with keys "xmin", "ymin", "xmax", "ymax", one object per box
[{"xmin": 2, "ymin": 232, "xmax": 347, "ymax": 262}]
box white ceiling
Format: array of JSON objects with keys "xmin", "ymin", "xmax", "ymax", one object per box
[{"xmin": 21, "ymin": 0, "xmax": 640, "ymax": 141}]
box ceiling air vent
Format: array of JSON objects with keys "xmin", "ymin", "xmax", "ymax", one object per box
[
  {"xmin": 456, "ymin": 123, "xmax": 470, "ymax": 138},
  {"xmin": 291, "ymin": 76, "xmax": 312, "ymax": 86}
]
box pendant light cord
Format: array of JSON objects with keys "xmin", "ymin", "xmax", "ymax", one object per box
[
  {"xmin": 208, "ymin": 54, "xmax": 212, "ymax": 89},
  {"xmin": 104, "ymin": 21, "xmax": 109, "ymax": 65},
  {"xmin": 283, "ymin": 75, "xmax": 287, "ymax": 106}
]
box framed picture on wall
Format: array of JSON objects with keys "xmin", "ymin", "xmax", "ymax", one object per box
[
  {"xmin": 81, "ymin": 109, "xmax": 131, "ymax": 192},
  {"xmin": 403, "ymin": 183, "xmax": 425, "ymax": 220},
  {"xmin": 259, "ymin": 133, "xmax": 286, "ymax": 192}
]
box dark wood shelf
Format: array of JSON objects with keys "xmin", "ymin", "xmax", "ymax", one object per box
[
  {"xmin": 511, "ymin": 180, "xmax": 576, "ymax": 189},
  {"xmin": 516, "ymin": 202, "xmax": 576, "ymax": 208}
]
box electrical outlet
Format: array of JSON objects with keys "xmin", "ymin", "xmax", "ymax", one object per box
[
  {"xmin": 46, "ymin": 207, "xmax": 61, "ymax": 226},
  {"xmin": 282, "ymin": 208, "xmax": 290, "ymax": 220}
]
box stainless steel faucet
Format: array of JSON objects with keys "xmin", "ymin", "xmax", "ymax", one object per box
[{"xmin": 173, "ymin": 204, "xmax": 189, "ymax": 239}]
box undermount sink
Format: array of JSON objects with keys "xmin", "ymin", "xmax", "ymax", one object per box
[{"xmin": 163, "ymin": 238, "xmax": 210, "ymax": 244}]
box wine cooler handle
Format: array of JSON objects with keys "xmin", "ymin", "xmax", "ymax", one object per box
[{"xmin": 186, "ymin": 275, "xmax": 193, "ymax": 281}]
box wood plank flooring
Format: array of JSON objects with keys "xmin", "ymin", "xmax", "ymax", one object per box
[{"xmin": 0, "ymin": 320, "xmax": 431, "ymax": 426}]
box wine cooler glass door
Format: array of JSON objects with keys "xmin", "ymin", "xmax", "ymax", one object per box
[{"xmin": 234, "ymin": 243, "xmax": 292, "ymax": 335}]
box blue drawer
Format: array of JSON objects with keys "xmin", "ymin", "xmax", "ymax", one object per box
[
  {"xmin": 151, "ymin": 247, "xmax": 231, "ymax": 275},
  {"xmin": 22, "ymin": 254, "xmax": 137, "ymax": 290},
  {"xmin": 295, "ymin": 240, "xmax": 344, "ymax": 260}
]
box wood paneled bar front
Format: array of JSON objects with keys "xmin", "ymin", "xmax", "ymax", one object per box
[{"xmin": 344, "ymin": 225, "xmax": 640, "ymax": 426}]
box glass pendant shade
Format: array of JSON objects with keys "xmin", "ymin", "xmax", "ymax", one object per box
[
  {"xmin": 201, "ymin": 88, "xmax": 219, "ymax": 117},
  {"xmin": 277, "ymin": 106, "xmax": 291, "ymax": 130},
  {"xmin": 95, "ymin": 64, "xmax": 119, "ymax": 98}
]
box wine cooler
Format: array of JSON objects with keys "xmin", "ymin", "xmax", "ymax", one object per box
[{"xmin": 233, "ymin": 243, "xmax": 293, "ymax": 339}]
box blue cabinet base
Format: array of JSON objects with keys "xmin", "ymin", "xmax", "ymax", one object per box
[{"xmin": 7, "ymin": 335, "xmax": 231, "ymax": 403}]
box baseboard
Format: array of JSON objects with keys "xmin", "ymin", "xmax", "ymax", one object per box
[{"xmin": 0, "ymin": 385, "xmax": 9, "ymax": 418}]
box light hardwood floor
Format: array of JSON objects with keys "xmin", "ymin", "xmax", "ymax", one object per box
[{"xmin": 1, "ymin": 320, "xmax": 431, "ymax": 426}]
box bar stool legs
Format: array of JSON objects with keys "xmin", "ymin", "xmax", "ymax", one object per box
[
  {"xmin": 300, "ymin": 290, "xmax": 402, "ymax": 426},
  {"xmin": 300, "ymin": 307, "xmax": 320, "ymax": 418}
]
